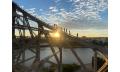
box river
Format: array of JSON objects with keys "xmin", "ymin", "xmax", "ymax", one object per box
[{"xmin": 22, "ymin": 47, "xmax": 95, "ymax": 67}]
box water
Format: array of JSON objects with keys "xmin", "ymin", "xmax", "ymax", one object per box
[{"xmin": 23, "ymin": 47, "xmax": 94, "ymax": 67}]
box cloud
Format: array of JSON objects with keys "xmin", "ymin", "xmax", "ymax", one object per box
[
  {"xmin": 57, "ymin": 0, "xmax": 108, "ymax": 29},
  {"xmin": 20, "ymin": 5, "xmax": 24, "ymax": 9},
  {"xmin": 20, "ymin": 0, "xmax": 108, "ymax": 30},
  {"xmin": 49, "ymin": 6, "xmax": 58, "ymax": 12},
  {"xmin": 26, "ymin": 8, "xmax": 37, "ymax": 16},
  {"xmin": 39, "ymin": 9, "xmax": 43, "ymax": 11},
  {"xmin": 55, "ymin": 0, "xmax": 60, "ymax": 3}
]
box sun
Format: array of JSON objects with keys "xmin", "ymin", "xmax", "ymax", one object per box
[
  {"xmin": 49, "ymin": 31, "xmax": 60, "ymax": 38},
  {"xmin": 53, "ymin": 32, "xmax": 60, "ymax": 38}
]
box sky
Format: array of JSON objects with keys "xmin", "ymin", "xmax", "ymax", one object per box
[{"xmin": 13, "ymin": 0, "xmax": 108, "ymax": 37}]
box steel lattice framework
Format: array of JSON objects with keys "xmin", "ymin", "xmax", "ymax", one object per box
[{"xmin": 12, "ymin": 2, "xmax": 108, "ymax": 72}]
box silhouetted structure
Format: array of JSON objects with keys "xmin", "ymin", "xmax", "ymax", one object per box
[{"xmin": 12, "ymin": 2, "xmax": 108, "ymax": 72}]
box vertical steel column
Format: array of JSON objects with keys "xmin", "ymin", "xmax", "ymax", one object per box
[
  {"xmin": 77, "ymin": 33, "xmax": 78, "ymax": 37},
  {"xmin": 16, "ymin": 50, "xmax": 22, "ymax": 64},
  {"xmin": 66, "ymin": 29, "xmax": 67, "ymax": 33},
  {"xmin": 35, "ymin": 24, "xmax": 41, "ymax": 61},
  {"xmin": 23, "ymin": 16, "xmax": 26, "ymax": 37},
  {"xmin": 36, "ymin": 47, "xmax": 40, "ymax": 60},
  {"xmin": 22, "ymin": 16, "xmax": 26, "ymax": 65},
  {"xmin": 59, "ymin": 47, "xmax": 62, "ymax": 72},
  {"xmin": 34, "ymin": 24, "xmax": 42, "ymax": 72},
  {"xmin": 25, "ymin": 16, "xmax": 34, "ymax": 38},
  {"xmin": 69, "ymin": 30, "xmax": 71, "ymax": 35},
  {"xmin": 93, "ymin": 49, "xmax": 97, "ymax": 72},
  {"xmin": 12, "ymin": 3, "xmax": 16, "ymax": 39},
  {"xmin": 70, "ymin": 48, "xmax": 88, "ymax": 72},
  {"xmin": 12, "ymin": 5, "xmax": 16, "ymax": 64},
  {"xmin": 64, "ymin": 28, "xmax": 65, "ymax": 32},
  {"xmin": 50, "ymin": 46, "xmax": 60, "ymax": 72},
  {"xmin": 22, "ymin": 47, "xmax": 25, "ymax": 65}
]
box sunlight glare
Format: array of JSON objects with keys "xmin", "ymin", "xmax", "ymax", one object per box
[{"xmin": 54, "ymin": 32, "xmax": 60, "ymax": 38}]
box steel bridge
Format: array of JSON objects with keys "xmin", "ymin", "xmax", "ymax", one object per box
[{"xmin": 12, "ymin": 2, "xmax": 108, "ymax": 72}]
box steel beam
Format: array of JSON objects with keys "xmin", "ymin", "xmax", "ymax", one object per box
[
  {"xmin": 59, "ymin": 47, "xmax": 62, "ymax": 72},
  {"xmin": 93, "ymin": 49, "xmax": 97, "ymax": 72},
  {"xmin": 70, "ymin": 48, "xmax": 88, "ymax": 72},
  {"xmin": 50, "ymin": 46, "xmax": 60, "ymax": 72}
]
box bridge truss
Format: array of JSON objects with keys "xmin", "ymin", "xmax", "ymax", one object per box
[{"xmin": 12, "ymin": 2, "xmax": 108, "ymax": 72}]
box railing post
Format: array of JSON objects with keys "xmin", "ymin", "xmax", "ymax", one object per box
[
  {"xmin": 77, "ymin": 33, "xmax": 78, "ymax": 37},
  {"xmin": 93, "ymin": 49, "xmax": 97, "ymax": 72},
  {"xmin": 59, "ymin": 47, "xmax": 62, "ymax": 72},
  {"xmin": 69, "ymin": 30, "xmax": 71, "ymax": 35},
  {"xmin": 66, "ymin": 29, "xmax": 67, "ymax": 33},
  {"xmin": 64, "ymin": 28, "xmax": 65, "ymax": 32}
]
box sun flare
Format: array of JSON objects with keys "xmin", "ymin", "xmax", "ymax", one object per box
[
  {"xmin": 50, "ymin": 31, "xmax": 60, "ymax": 38},
  {"xmin": 53, "ymin": 32, "xmax": 60, "ymax": 38}
]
